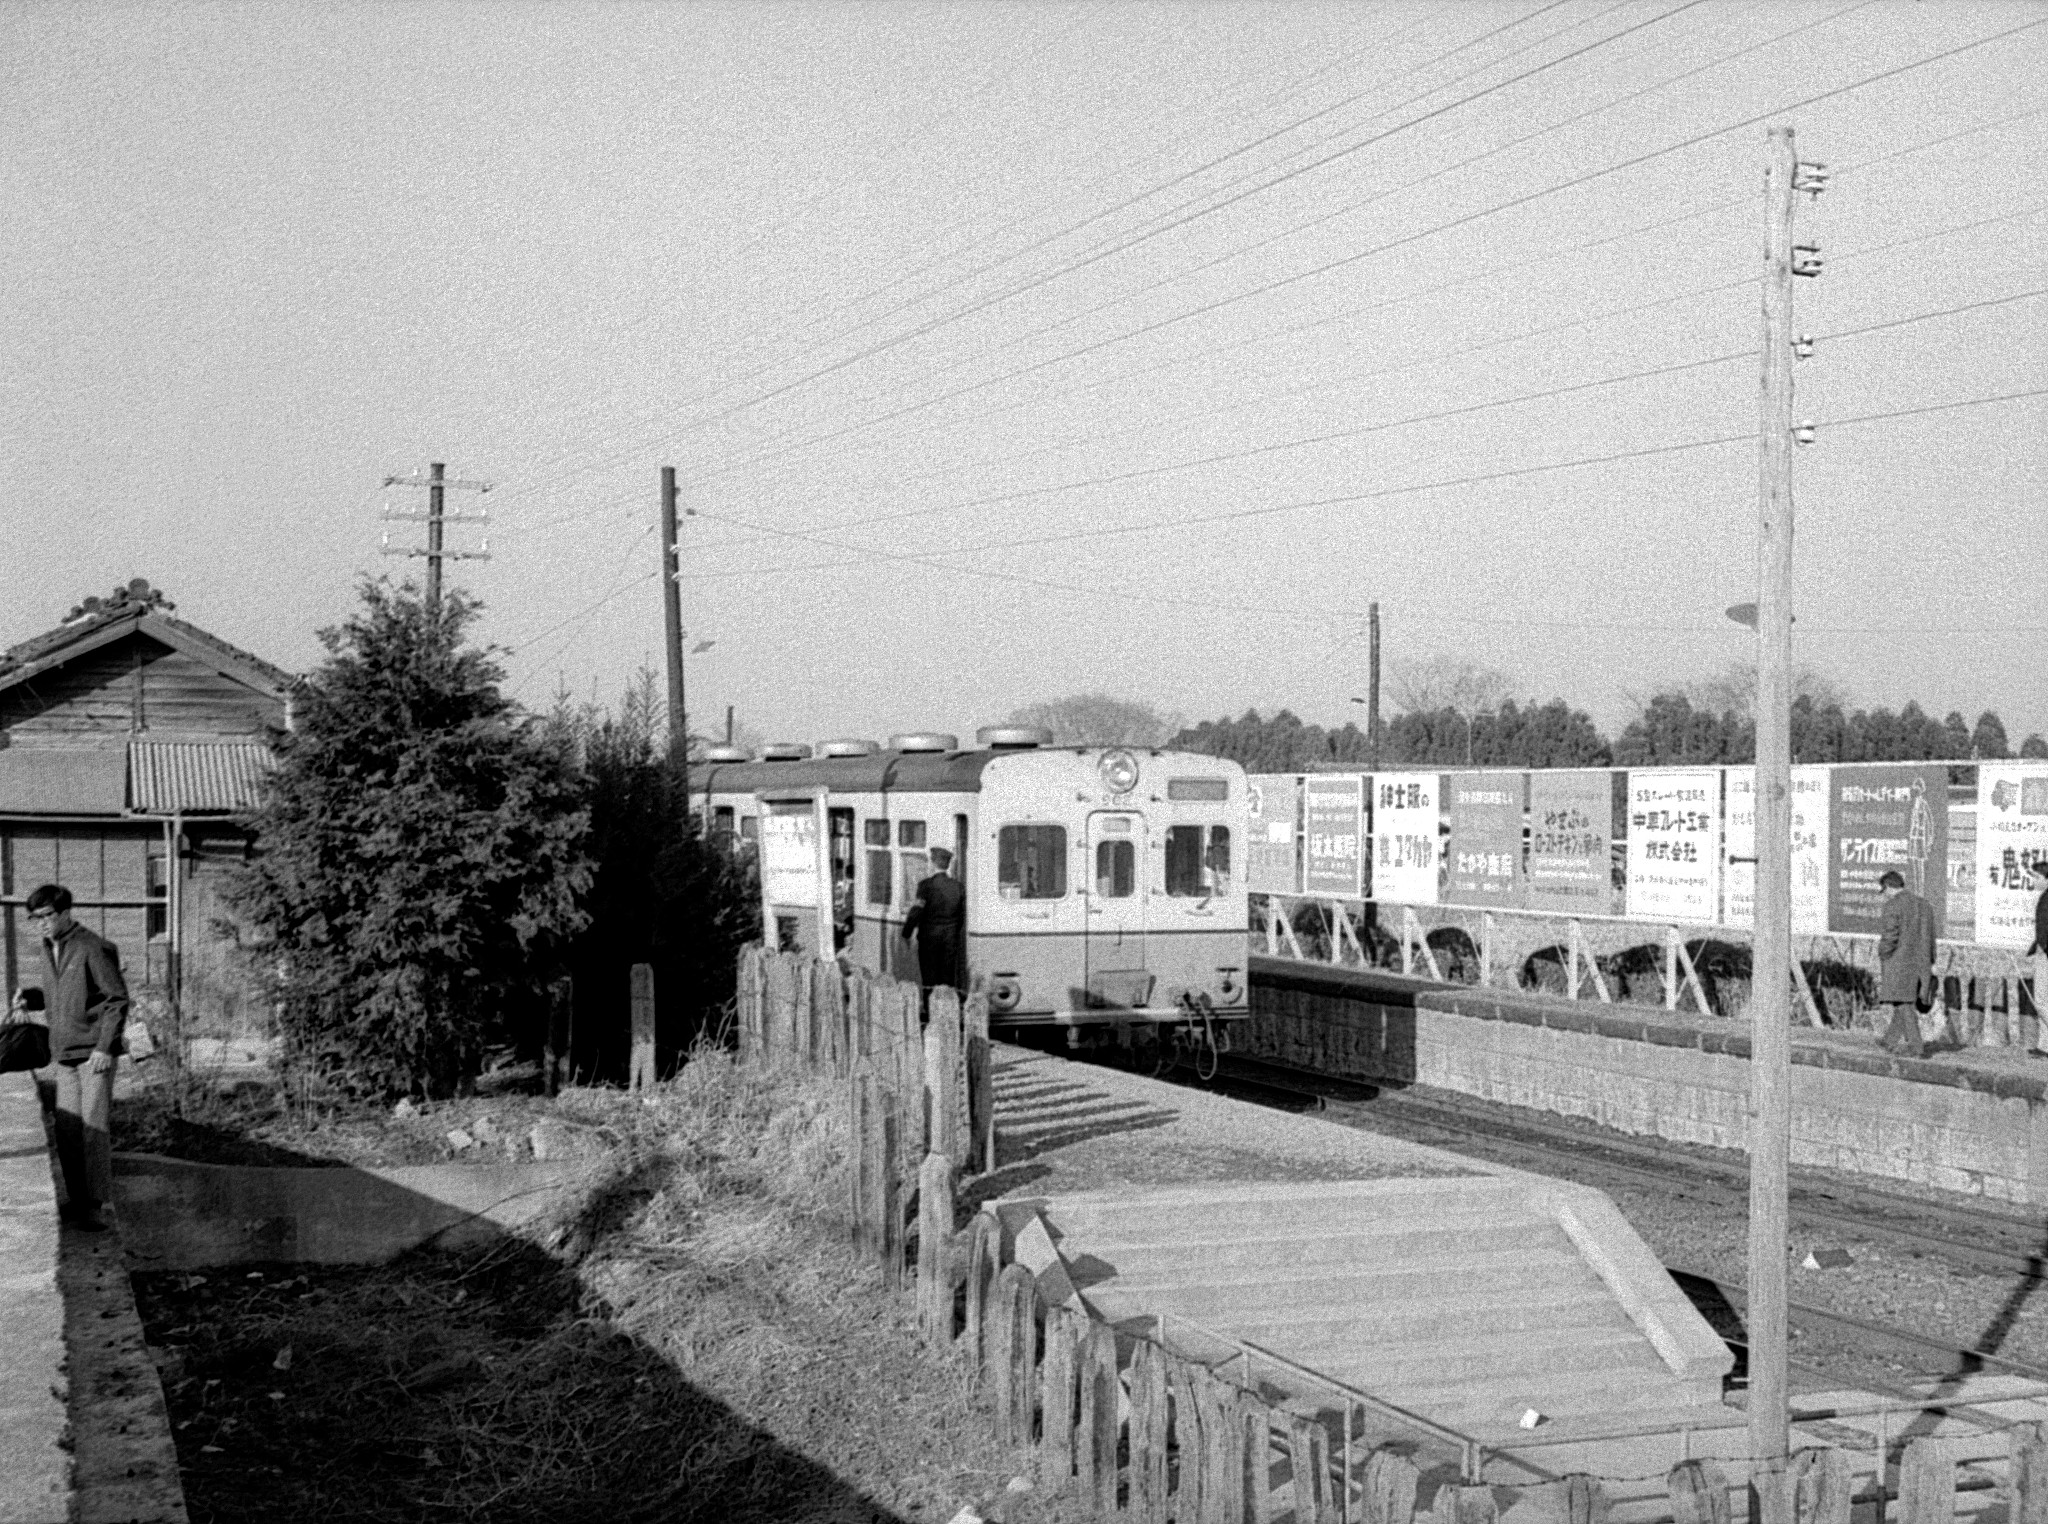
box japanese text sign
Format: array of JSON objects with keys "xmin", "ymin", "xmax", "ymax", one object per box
[
  {"xmin": 1302, "ymin": 775, "xmax": 1364, "ymax": 899},
  {"xmin": 1445, "ymin": 772, "xmax": 1524, "ymax": 907},
  {"xmin": 1829, "ymin": 764, "xmax": 1946, "ymax": 935},
  {"xmin": 761, "ymin": 802, "xmax": 820, "ymax": 907},
  {"xmin": 1975, "ymin": 764, "xmax": 2048, "ymax": 948},
  {"xmin": 1625, "ymin": 769, "xmax": 1721, "ymax": 923},
  {"xmin": 1370, "ymin": 772, "xmax": 1439, "ymax": 904},
  {"xmin": 1722, "ymin": 766, "xmax": 1830, "ymax": 933},
  {"xmin": 1246, "ymin": 775, "xmax": 1302, "ymax": 896},
  {"xmin": 1527, "ymin": 770, "xmax": 1616, "ymax": 914}
]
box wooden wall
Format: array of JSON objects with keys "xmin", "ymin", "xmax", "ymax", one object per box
[
  {"xmin": 1, "ymin": 821, "xmax": 161, "ymax": 995},
  {"xmin": 0, "ymin": 632, "xmax": 280, "ymax": 744}
]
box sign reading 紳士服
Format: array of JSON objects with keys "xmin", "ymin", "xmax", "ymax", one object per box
[
  {"xmin": 1829, "ymin": 765, "xmax": 1946, "ymax": 935},
  {"xmin": 761, "ymin": 803, "xmax": 820, "ymax": 906},
  {"xmin": 1446, "ymin": 771, "xmax": 1525, "ymax": 906},
  {"xmin": 1626, "ymin": 769, "xmax": 1721, "ymax": 922},
  {"xmin": 1722, "ymin": 766, "xmax": 1831, "ymax": 933},
  {"xmin": 1527, "ymin": 770, "xmax": 1615, "ymax": 914},
  {"xmin": 1371, "ymin": 772, "xmax": 1440, "ymax": 904},
  {"xmin": 1246, "ymin": 775, "xmax": 1302, "ymax": 896},
  {"xmin": 1975, "ymin": 764, "xmax": 2048, "ymax": 948},
  {"xmin": 1302, "ymin": 775, "xmax": 1364, "ymax": 899}
]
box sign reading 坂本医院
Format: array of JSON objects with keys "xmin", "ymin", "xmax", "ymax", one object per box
[
  {"xmin": 1445, "ymin": 771, "xmax": 1524, "ymax": 907},
  {"xmin": 761, "ymin": 802, "xmax": 820, "ymax": 906},
  {"xmin": 1527, "ymin": 769, "xmax": 1615, "ymax": 915},
  {"xmin": 1302, "ymin": 774, "xmax": 1363, "ymax": 899},
  {"xmin": 1975, "ymin": 764, "xmax": 2048, "ymax": 948},
  {"xmin": 1246, "ymin": 774, "xmax": 1301, "ymax": 896},
  {"xmin": 1829, "ymin": 764, "xmax": 1946, "ymax": 935},
  {"xmin": 1625, "ymin": 769, "xmax": 1721, "ymax": 923},
  {"xmin": 1722, "ymin": 766, "xmax": 1831, "ymax": 933},
  {"xmin": 1371, "ymin": 772, "xmax": 1439, "ymax": 904}
]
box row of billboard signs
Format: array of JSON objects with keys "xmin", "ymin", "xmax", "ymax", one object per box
[{"xmin": 1246, "ymin": 764, "xmax": 2048, "ymax": 950}]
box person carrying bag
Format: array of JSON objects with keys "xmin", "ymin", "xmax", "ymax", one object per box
[{"xmin": 0, "ymin": 986, "xmax": 51, "ymax": 1073}]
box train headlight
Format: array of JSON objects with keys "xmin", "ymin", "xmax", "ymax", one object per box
[
  {"xmin": 988, "ymin": 976, "xmax": 1023, "ymax": 1014},
  {"xmin": 1099, "ymin": 749, "xmax": 1140, "ymax": 794}
]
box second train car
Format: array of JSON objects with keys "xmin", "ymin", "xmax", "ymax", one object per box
[{"xmin": 694, "ymin": 726, "xmax": 1249, "ymax": 1063}]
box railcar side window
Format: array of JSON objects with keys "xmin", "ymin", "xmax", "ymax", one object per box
[
  {"xmin": 864, "ymin": 820, "xmax": 889, "ymax": 846},
  {"xmin": 997, "ymin": 824, "xmax": 1066, "ymax": 899},
  {"xmin": 1094, "ymin": 840, "xmax": 1135, "ymax": 898},
  {"xmin": 897, "ymin": 820, "xmax": 926, "ymax": 848},
  {"xmin": 1165, "ymin": 825, "xmax": 1233, "ymax": 896}
]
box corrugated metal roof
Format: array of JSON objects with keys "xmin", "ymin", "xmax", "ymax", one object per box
[
  {"xmin": 0, "ymin": 747, "xmax": 129, "ymax": 814},
  {"xmin": 127, "ymin": 741, "xmax": 276, "ymax": 814}
]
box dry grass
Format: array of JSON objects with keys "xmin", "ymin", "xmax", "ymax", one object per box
[{"xmin": 135, "ymin": 1045, "xmax": 1085, "ymax": 1524}]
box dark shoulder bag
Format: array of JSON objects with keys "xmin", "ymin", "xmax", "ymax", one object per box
[{"xmin": 1, "ymin": 988, "xmax": 50, "ymax": 1073}]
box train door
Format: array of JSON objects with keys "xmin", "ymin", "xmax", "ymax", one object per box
[{"xmin": 1084, "ymin": 811, "xmax": 1151, "ymax": 1008}]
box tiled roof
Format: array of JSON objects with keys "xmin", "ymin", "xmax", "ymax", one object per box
[{"xmin": 128, "ymin": 741, "xmax": 276, "ymax": 814}]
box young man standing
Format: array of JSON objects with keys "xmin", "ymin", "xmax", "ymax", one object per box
[{"xmin": 13, "ymin": 883, "xmax": 128, "ymax": 1231}]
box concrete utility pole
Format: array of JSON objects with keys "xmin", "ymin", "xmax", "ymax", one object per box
[
  {"xmin": 382, "ymin": 461, "xmax": 490, "ymax": 610},
  {"xmin": 1367, "ymin": 602, "xmax": 1382, "ymax": 768},
  {"xmin": 1750, "ymin": 123, "xmax": 1824, "ymax": 1524},
  {"xmin": 660, "ymin": 467, "xmax": 689, "ymax": 761}
]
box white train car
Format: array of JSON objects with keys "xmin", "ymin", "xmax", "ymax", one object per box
[{"xmin": 694, "ymin": 727, "xmax": 1249, "ymax": 1056}]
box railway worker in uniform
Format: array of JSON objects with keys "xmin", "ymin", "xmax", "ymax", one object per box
[
  {"xmin": 1875, "ymin": 868, "xmax": 1937, "ymax": 1060},
  {"xmin": 901, "ymin": 847, "xmax": 967, "ymax": 1009}
]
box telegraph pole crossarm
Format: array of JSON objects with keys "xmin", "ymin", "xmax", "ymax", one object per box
[{"xmin": 381, "ymin": 461, "xmax": 494, "ymax": 609}]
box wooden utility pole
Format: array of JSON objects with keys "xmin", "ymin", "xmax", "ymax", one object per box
[
  {"xmin": 1749, "ymin": 123, "xmax": 1805, "ymax": 1524},
  {"xmin": 426, "ymin": 462, "xmax": 445, "ymax": 608},
  {"xmin": 1367, "ymin": 602, "xmax": 1382, "ymax": 768},
  {"xmin": 382, "ymin": 462, "xmax": 490, "ymax": 607},
  {"xmin": 660, "ymin": 467, "xmax": 688, "ymax": 760}
]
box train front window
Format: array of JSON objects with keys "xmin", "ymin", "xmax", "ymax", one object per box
[
  {"xmin": 997, "ymin": 824, "xmax": 1066, "ymax": 899},
  {"xmin": 1165, "ymin": 825, "xmax": 1232, "ymax": 896},
  {"xmin": 1094, "ymin": 840, "xmax": 1135, "ymax": 899}
]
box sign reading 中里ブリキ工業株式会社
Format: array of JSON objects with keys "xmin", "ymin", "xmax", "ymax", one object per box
[
  {"xmin": 1975, "ymin": 764, "xmax": 2048, "ymax": 948},
  {"xmin": 1445, "ymin": 771, "xmax": 1525, "ymax": 907},
  {"xmin": 1829, "ymin": 764, "xmax": 1946, "ymax": 935},
  {"xmin": 1370, "ymin": 772, "xmax": 1440, "ymax": 905},
  {"xmin": 1527, "ymin": 769, "xmax": 1615, "ymax": 915},
  {"xmin": 1301, "ymin": 775, "xmax": 1363, "ymax": 899},
  {"xmin": 1246, "ymin": 774, "xmax": 1301, "ymax": 896},
  {"xmin": 1625, "ymin": 768, "xmax": 1721, "ymax": 924}
]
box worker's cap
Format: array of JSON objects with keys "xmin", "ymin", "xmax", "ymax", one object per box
[{"xmin": 1877, "ymin": 870, "xmax": 1906, "ymax": 889}]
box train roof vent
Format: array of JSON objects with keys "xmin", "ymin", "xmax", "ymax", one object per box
[
  {"xmin": 703, "ymin": 744, "xmax": 750, "ymax": 763},
  {"xmin": 888, "ymin": 732, "xmax": 958, "ymax": 754},
  {"xmin": 976, "ymin": 726, "xmax": 1052, "ymax": 750},
  {"xmin": 759, "ymin": 741, "xmax": 813, "ymax": 761},
  {"xmin": 819, "ymin": 738, "xmax": 878, "ymax": 758}
]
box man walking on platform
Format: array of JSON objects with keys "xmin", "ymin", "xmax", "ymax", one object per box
[
  {"xmin": 901, "ymin": 847, "xmax": 966, "ymax": 1007},
  {"xmin": 1875, "ymin": 869, "xmax": 1936, "ymax": 1060},
  {"xmin": 13, "ymin": 884, "xmax": 129, "ymax": 1231}
]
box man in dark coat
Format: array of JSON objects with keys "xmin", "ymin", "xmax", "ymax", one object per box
[
  {"xmin": 901, "ymin": 847, "xmax": 966, "ymax": 1001},
  {"xmin": 1875, "ymin": 869, "xmax": 1936, "ymax": 1059},
  {"xmin": 13, "ymin": 883, "xmax": 128, "ymax": 1230}
]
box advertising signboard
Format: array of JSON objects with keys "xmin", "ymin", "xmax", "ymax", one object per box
[
  {"xmin": 1975, "ymin": 764, "xmax": 2048, "ymax": 948},
  {"xmin": 1829, "ymin": 765, "xmax": 1946, "ymax": 935},
  {"xmin": 1446, "ymin": 771, "xmax": 1525, "ymax": 907},
  {"xmin": 1625, "ymin": 768, "xmax": 1721, "ymax": 922},
  {"xmin": 1246, "ymin": 774, "xmax": 1301, "ymax": 896},
  {"xmin": 1371, "ymin": 772, "xmax": 1440, "ymax": 904},
  {"xmin": 1722, "ymin": 765, "xmax": 1831, "ymax": 933},
  {"xmin": 761, "ymin": 801, "xmax": 820, "ymax": 906},
  {"xmin": 1528, "ymin": 770, "xmax": 1615, "ymax": 914},
  {"xmin": 1946, "ymin": 804, "xmax": 1976, "ymax": 942},
  {"xmin": 1302, "ymin": 775, "xmax": 1364, "ymax": 899}
]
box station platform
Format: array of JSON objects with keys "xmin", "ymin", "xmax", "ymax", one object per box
[{"xmin": 1249, "ymin": 956, "xmax": 2048, "ymax": 1206}]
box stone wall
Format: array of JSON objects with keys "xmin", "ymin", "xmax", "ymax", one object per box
[{"xmin": 0, "ymin": 1071, "xmax": 70, "ymax": 1523}]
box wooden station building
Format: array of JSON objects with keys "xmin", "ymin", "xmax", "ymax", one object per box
[{"xmin": 0, "ymin": 581, "xmax": 292, "ymax": 1029}]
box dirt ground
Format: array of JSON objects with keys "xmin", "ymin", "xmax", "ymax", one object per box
[{"xmin": 124, "ymin": 1051, "xmax": 1090, "ymax": 1524}]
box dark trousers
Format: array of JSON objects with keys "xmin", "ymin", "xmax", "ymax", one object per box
[
  {"xmin": 48, "ymin": 1057, "xmax": 117, "ymax": 1210},
  {"xmin": 1880, "ymin": 1003, "xmax": 1924, "ymax": 1059}
]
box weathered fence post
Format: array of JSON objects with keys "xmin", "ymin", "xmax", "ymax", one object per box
[
  {"xmin": 1128, "ymin": 1339, "xmax": 1171, "ymax": 1524},
  {"xmin": 761, "ymin": 954, "xmax": 788, "ymax": 1058},
  {"xmin": 734, "ymin": 948, "xmax": 758, "ymax": 1058},
  {"xmin": 814, "ymin": 959, "xmax": 846, "ymax": 1075},
  {"xmin": 964, "ymin": 1212, "xmax": 1000, "ymax": 1376},
  {"xmin": 1197, "ymin": 1367, "xmax": 1246, "ymax": 1524},
  {"xmin": 629, "ymin": 962, "xmax": 656, "ymax": 1091},
  {"xmin": 1166, "ymin": 1349, "xmax": 1207, "ymax": 1524},
  {"xmin": 1238, "ymin": 1389, "xmax": 1276, "ymax": 1524},
  {"xmin": 991, "ymin": 1264, "xmax": 1037, "ymax": 1450},
  {"xmin": 1362, "ymin": 1449, "xmax": 1421, "ymax": 1524},
  {"xmin": 2012, "ymin": 1423, "xmax": 2048, "ymax": 1524},
  {"xmin": 1433, "ymin": 1484, "xmax": 1496, "ymax": 1524},
  {"xmin": 1790, "ymin": 1446, "xmax": 1851, "ymax": 1524},
  {"xmin": 1667, "ymin": 1460, "xmax": 1733, "ymax": 1524},
  {"xmin": 849, "ymin": 1070, "xmax": 878, "ymax": 1254},
  {"xmin": 880, "ymin": 1103, "xmax": 904, "ymax": 1290},
  {"xmin": 926, "ymin": 986, "xmax": 965, "ymax": 1167},
  {"xmin": 1899, "ymin": 1437, "xmax": 1958, "ymax": 1524},
  {"xmin": 915, "ymin": 1152, "xmax": 958, "ymax": 1347},
  {"xmin": 964, "ymin": 987, "xmax": 994, "ymax": 1173},
  {"xmin": 1286, "ymin": 1415, "xmax": 1333, "ymax": 1524},
  {"xmin": 1075, "ymin": 1320, "xmax": 1120, "ymax": 1514},
  {"xmin": 1039, "ymin": 1306, "xmax": 1081, "ymax": 1495},
  {"xmin": 899, "ymin": 982, "xmax": 926, "ymax": 1174}
]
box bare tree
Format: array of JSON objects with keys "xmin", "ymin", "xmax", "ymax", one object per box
[
  {"xmin": 1387, "ymin": 655, "xmax": 1515, "ymax": 716},
  {"xmin": 1002, "ymin": 694, "xmax": 1184, "ymax": 746},
  {"xmin": 1674, "ymin": 661, "xmax": 1846, "ymax": 720}
]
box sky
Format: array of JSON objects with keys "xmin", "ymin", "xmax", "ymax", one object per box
[{"xmin": 4, "ymin": 0, "xmax": 2043, "ymax": 749}]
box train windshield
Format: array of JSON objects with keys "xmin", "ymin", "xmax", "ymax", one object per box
[
  {"xmin": 1164, "ymin": 825, "xmax": 1232, "ymax": 896},
  {"xmin": 1093, "ymin": 839, "xmax": 1136, "ymax": 898},
  {"xmin": 998, "ymin": 824, "xmax": 1067, "ymax": 899}
]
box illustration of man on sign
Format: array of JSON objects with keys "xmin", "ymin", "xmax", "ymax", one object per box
[{"xmin": 1906, "ymin": 776, "xmax": 1933, "ymax": 898}]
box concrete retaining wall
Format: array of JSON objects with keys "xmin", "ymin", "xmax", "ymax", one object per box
[
  {"xmin": 0, "ymin": 1071, "xmax": 69, "ymax": 1524},
  {"xmin": 1250, "ymin": 957, "xmax": 2048, "ymax": 1205}
]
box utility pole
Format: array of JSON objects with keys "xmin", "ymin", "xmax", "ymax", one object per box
[
  {"xmin": 382, "ymin": 462, "xmax": 491, "ymax": 610},
  {"xmin": 1749, "ymin": 124, "xmax": 1825, "ymax": 1524},
  {"xmin": 1367, "ymin": 602, "xmax": 1382, "ymax": 769},
  {"xmin": 660, "ymin": 467, "xmax": 689, "ymax": 762}
]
